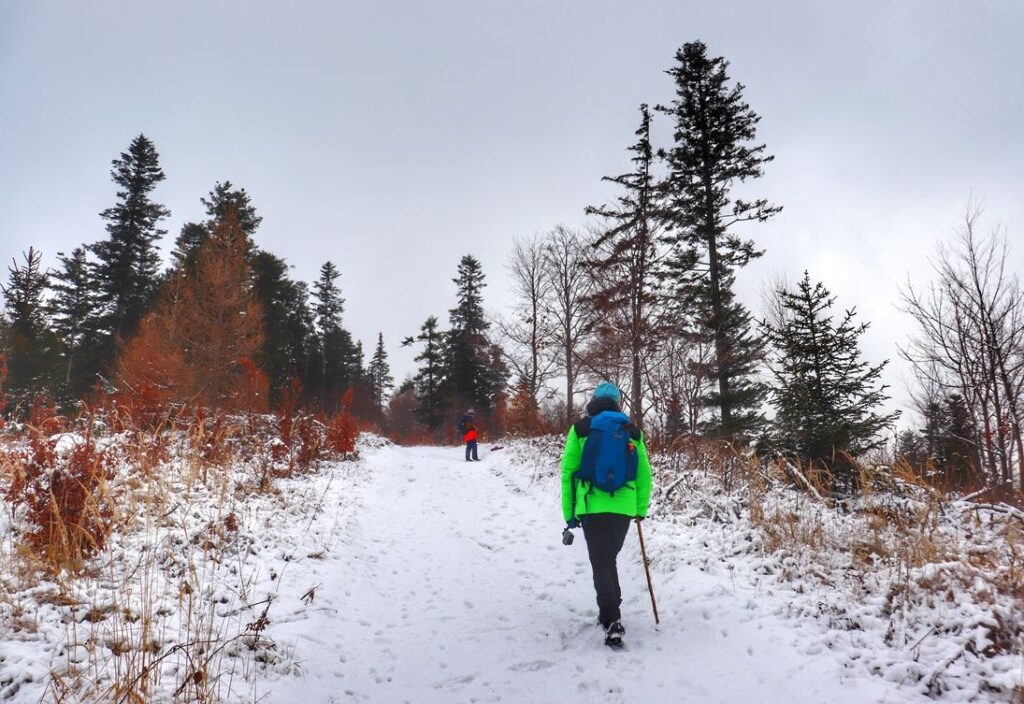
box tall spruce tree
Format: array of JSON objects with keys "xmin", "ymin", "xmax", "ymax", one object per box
[
  {"xmin": 445, "ymin": 255, "xmax": 502, "ymax": 413},
  {"xmin": 312, "ymin": 261, "xmax": 357, "ymax": 412},
  {"xmin": 90, "ymin": 134, "xmax": 170, "ymax": 353},
  {"xmin": 1, "ymin": 248, "xmax": 59, "ymax": 398},
  {"xmin": 49, "ymin": 247, "xmax": 101, "ymax": 395},
  {"xmin": 762, "ymin": 272, "xmax": 899, "ymax": 485},
  {"xmin": 585, "ymin": 104, "xmax": 664, "ymax": 425},
  {"xmin": 404, "ymin": 316, "xmax": 446, "ymax": 431},
  {"xmin": 251, "ymin": 250, "xmax": 315, "ymax": 405},
  {"xmin": 658, "ymin": 41, "xmax": 780, "ymax": 439},
  {"xmin": 368, "ymin": 332, "xmax": 394, "ymax": 417}
]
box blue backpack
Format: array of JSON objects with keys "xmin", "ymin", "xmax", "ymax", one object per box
[{"xmin": 574, "ymin": 411, "xmax": 638, "ymax": 495}]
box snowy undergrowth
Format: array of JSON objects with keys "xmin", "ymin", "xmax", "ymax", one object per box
[
  {"xmin": 0, "ymin": 425, "xmax": 374, "ymax": 703},
  {"xmin": 486, "ymin": 436, "xmax": 1024, "ymax": 702}
]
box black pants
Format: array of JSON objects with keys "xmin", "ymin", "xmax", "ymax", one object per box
[
  {"xmin": 465, "ymin": 440, "xmax": 478, "ymax": 461},
  {"xmin": 582, "ymin": 513, "xmax": 631, "ymax": 627}
]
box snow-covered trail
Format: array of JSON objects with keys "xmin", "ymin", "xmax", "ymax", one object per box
[{"xmin": 262, "ymin": 444, "xmax": 922, "ymax": 704}]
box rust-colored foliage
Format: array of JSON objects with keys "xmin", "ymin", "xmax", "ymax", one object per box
[
  {"xmin": 273, "ymin": 380, "xmax": 357, "ymax": 475},
  {"xmin": 117, "ymin": 208, "xmax": 267, "ymax": 415},
  {"xmin": 323, "ymin": 389, "xmax": 358, "ymax": 456},
  {"xmin": 385, "ymin": 386, "xmax": 428, "ymax": 445},
  {"xmin": 2, "ymin": 398, "xmax": 116, "ymax": 570},
  {"xmin": 504, "ymin": 383, "xmax": 543, "ymax": 437}
]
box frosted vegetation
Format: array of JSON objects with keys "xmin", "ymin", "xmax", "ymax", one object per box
[{"xmin": 1, "ymin": 426, "xmax": 1020, "ymax": 702}]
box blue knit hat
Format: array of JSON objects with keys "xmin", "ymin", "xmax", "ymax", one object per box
[{"xmin": 593, "ymin": 382, "xmax": 621, "ymax": 404}]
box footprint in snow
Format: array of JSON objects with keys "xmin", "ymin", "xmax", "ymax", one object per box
[
  {"xmin": 433, "ymin": 673, "xmax": 476, "ymax": 688},
  {"xmin": 509, "ymin": 660, "xmax": 555, "ymax": 672}
]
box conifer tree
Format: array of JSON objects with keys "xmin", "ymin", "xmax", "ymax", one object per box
[
  {"xmin": 118, "ymin": 210, "xmax": 266, "ymax": 412},
  {"xmin": 1, "ymin": 248, "xmax": 59, "ymax": 398},
  {"xmin": 445, "ymin": 255, "xmax": 503, "ymax": 413},
  {"xmin": 404, "ymin": 316, "xmax": 446, "ymax": 431},
  {"xmin": 90, "ymin": 134, "xmax": 170, "ymax": 351},
  {"xmin": 896, "ymin": 428, "xmax": 929, "ymax": 471},
  {"xmin": 585, "ymin": 104, "xmax": 664, "ymax": 425},
  {"xmin": 49, "ymin": 247, "xmax": 101, "ymax": 394},
  {"xmin": 312, "ymin": 261, "xmax": 357, "ymax": 412},
  {"xmin": 170, "ymin": 183, "xmax": 261, "ymax": 275},
  {"xmin": 252, "ymin": 250, "xmax": 315, "ymax": 404},
  {"xmin": 762, "ymin": 272, "xmax": 899, "ymax": 485},
  {"xmin": 368, "ymin": 332, "xmax": 394, "ymax": 416},
  {"xmin": 658, "ymin": 41, "xmax": 780, "ymax": 439},
  {"xmin": 170, "ymin": 222, "xmax": 208, "ymax": 273},
  {"xmin": 201, "ymin": 181, "xmax": 263, "ymax": 240},
  {"xmin": 941, "ymin": 394, "xmax": 982, "ymax": 488}
]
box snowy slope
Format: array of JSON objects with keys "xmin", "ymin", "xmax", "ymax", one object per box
[
  {"xmin": 257, "ymin": 443, "xmax": 933, "ymax": 704},
  {"xmin": 3, "ymin": 437, "xmax": 1012, "ymax": 702}
]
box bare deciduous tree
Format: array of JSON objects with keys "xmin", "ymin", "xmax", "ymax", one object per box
[
  {"xmin": 542, "ymin": 226, "xmax": 595, "ymax": 425},
  {"xmin": 498, "ymin": 235, "xmax": 558, "ymax": 414},
  {"xmin": 900, "ymin": 207, "xmax": 1024, "ymax": 492}
]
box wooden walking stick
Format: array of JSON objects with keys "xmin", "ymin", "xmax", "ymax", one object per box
[{"xmin": 635, "ymin": 518, "xmax": 660, "ymax": 625}]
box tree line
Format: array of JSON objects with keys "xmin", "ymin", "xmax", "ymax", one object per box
[
  {"xmin": 3, "ymin": 40, "xmax": 1022, "ymax": 497},
  {"xmin": 0, "ymin": 135, "xmax": 393, "ymax": 422},
  {"xmin": 492, "ymin": 41, "xmax": 1022, "ymax": 496}
]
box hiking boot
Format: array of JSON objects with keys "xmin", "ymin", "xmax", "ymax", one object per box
[{"xmin": 604, "ymin": 620, "xmax": 625, "ymax": 647}]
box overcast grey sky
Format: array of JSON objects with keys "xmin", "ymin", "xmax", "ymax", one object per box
[{"xmin": 2, "ymin": 1, "xmax": 1022, "ymax": 419}]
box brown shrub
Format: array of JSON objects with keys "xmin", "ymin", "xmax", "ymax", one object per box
[{"xmin": 2, "ymin": 412, "xmax": 116, "ymax": 571}]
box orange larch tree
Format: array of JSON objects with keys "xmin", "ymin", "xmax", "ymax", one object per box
[{"xmin": 118, "ymin": 209, "xmax": 267, "ymax": 413}]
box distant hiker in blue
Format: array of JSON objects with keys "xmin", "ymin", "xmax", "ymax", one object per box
[
  {"xmin": 459, "ymin": 408, "xmax": 480, "ymax": 462},
  {"xmin": 561, "ymin": 382, "xmax": 653, "ymax": 647}
]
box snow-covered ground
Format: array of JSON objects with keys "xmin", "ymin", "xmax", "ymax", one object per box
[
  {"xmin": 255, "ymin": 441, "xmax": 951, "ymax": 704},
  {"xmin": 2, "ymin": 436, "xmax": 1019, "ymax": 702}
]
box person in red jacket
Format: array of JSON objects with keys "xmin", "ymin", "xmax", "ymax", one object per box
[{"xmin": 459, "ymin": 408, "xmax": 480, "ymax": 461}]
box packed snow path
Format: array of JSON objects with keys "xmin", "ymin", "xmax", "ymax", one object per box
[{"xmin": 262, "ymin": 444, "xmax": 927, "ymax": 703}]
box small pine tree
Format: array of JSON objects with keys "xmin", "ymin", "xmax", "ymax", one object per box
[
  {"xmin": 368, "ymin": 332, "xmax": 394, "ymax": 417},
  {"xmin": 664, "ymin": 391, "xmax": 688, "ymax": 447},
  {"xmin": 896, "ymin": 428, "xmax": 929, "ymax": 472},
  {"xmin": 90, "ymin": 134, "xmax": 170, "ymax": 351},
  {"xmin": 404, "ymin": 316, "xmax": 446, "ymax": 431},
  {"xmin": 658, "ymin": 41, "xmax": 780, "ymax": 440},
  {"xmin": 762, "ymin": 272, "xmax": 899, "ymax": 487},
  {"xmin": 49, "ymin": 247, "xmax": 101, "ymax": 395},
  {"xmin": 1, "ymin": 248, "xmax": 59, "ymax": 398},
  {"xmin": 939, "ymin": 394, "xmax": 982, "ymax": 489}
]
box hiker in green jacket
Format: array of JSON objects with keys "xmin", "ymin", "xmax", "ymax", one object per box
[{"xmin": 561, "ymin": 382, "xmax": 652, "ymax": 646}]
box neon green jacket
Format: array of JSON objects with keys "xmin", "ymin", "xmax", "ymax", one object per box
[{"xmin": 560, "ymin": 418, "xmax": 653, "ymax": 523}]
